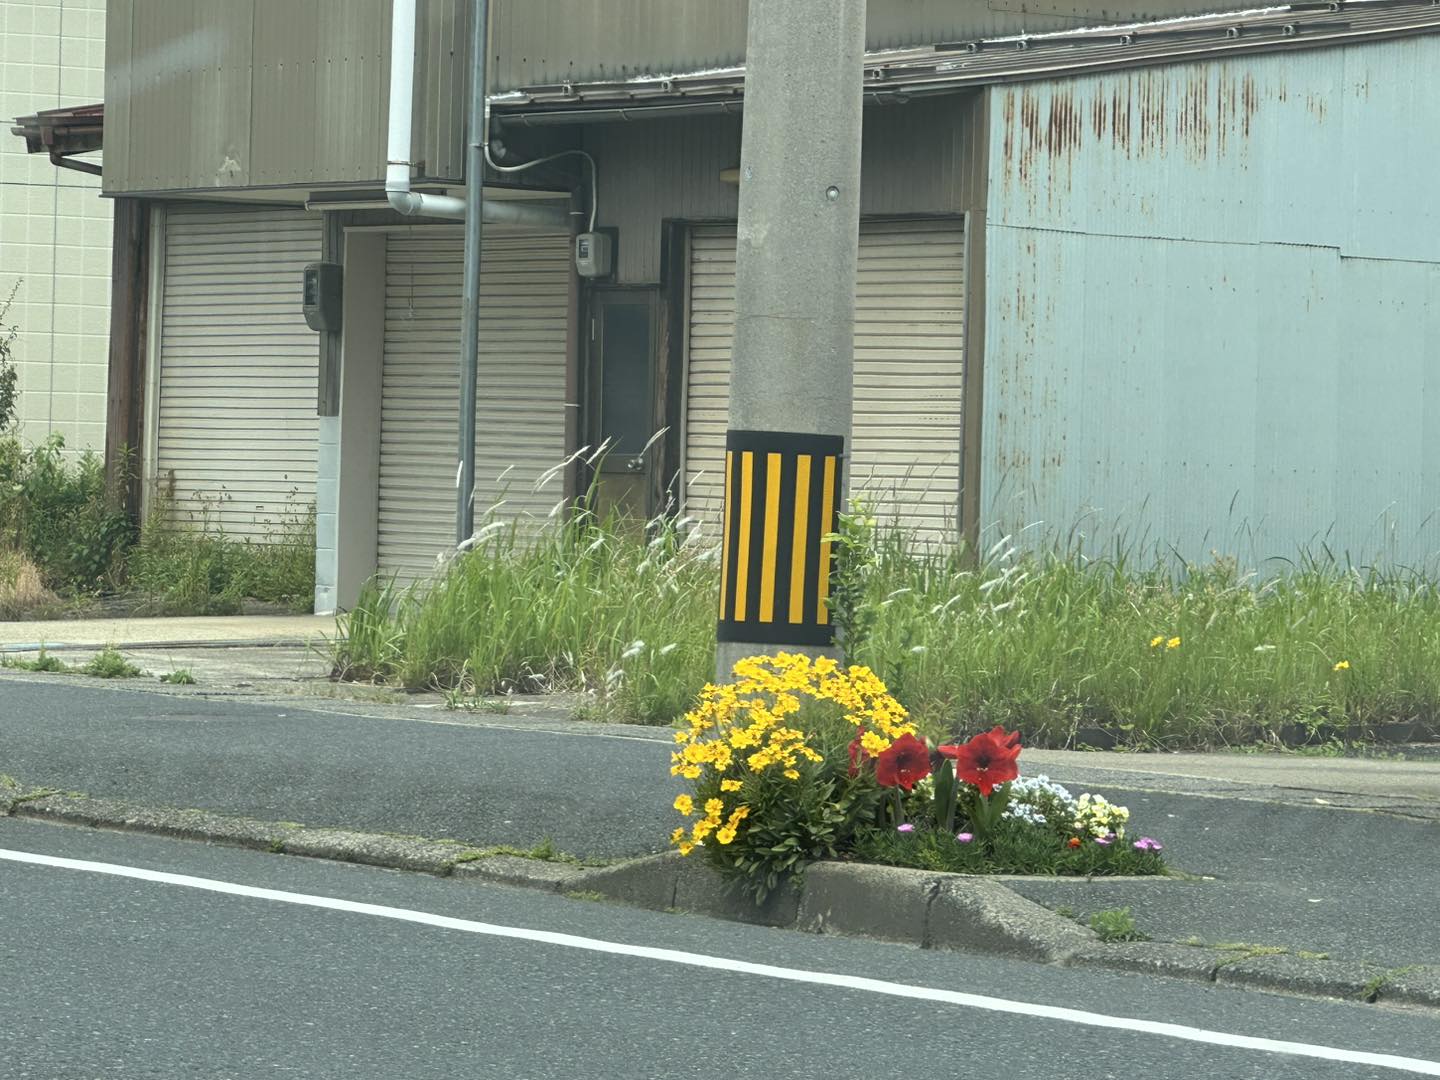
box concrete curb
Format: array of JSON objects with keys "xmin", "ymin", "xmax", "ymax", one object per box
[{"xmin": 5, "ymin": 786, "xmax": 1437, "ymax": 1011}]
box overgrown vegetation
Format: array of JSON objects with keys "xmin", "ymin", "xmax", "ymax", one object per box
[
  {"xmin": 335, "ymin": 494, "xmax": 1440, "ymax": 748},
  {"xmin": 0, "ymin": 437, "xmax": 314, "ymax": 617},
  {"xmin": 125, "ymin": 497, "xmax": 316, "ymax": 615},
  {"xmin": 336, "ymin": 503, "xmax": 715, "ymax": 725}
]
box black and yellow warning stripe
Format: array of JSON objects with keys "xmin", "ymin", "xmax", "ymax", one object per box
[{"xmin": 717, "ymin": 430, "xmax": 845, "ymax": 646}]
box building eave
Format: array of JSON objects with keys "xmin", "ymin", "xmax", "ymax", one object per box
[{"xmin": 490, "ymin": 0, "xmax": 1440, "ymax": 120}]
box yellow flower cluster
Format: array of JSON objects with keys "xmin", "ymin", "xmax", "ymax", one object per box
[
  {"xmin": 1149, "ymin": 635, "xmax": 1182, "ymax": 650},
  {"xmin": 675, "ymin": 800, "xmax": 750, "ymax": 856},
  {"xmin": 668, "ymin": 653, "xmax": 915, "ymax": 856}
]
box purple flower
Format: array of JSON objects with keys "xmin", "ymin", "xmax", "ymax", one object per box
[
  {"xmin": 1094, "ymin": 834, "xmax": 1114, "ymax": 847},
  {"xmin": 1132, "ymin": 837, "xmax": 1163, "ymax": 853},
  {"xmin": 897, "ymin": 823, "xmax": 915, "ymax": 834},
  {"xmin": 955, "ymin": 832, "xmax": 974, "ymax": 844}
]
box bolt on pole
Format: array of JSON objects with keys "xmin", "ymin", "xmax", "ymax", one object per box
[{"xmin": 715, "ymin": 0, "xmax": 865, "ymax": 680}]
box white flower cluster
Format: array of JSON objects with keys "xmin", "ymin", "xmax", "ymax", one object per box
[
  {"xmin": 1073, "ymin": 792, "xmax": 1130, "ymax": 839},
  {"xmin": 1003, "ymin": 775, "xmax": 1077, "ymax": 828}
]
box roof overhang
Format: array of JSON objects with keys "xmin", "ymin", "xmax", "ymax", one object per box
[
  {"xmin": 491, "ymin": 0, "xmax": 1440, "ymax": 124},
  {"xmin": 11, "ymin": 102, "xmax": 104, "ymax": 176}
]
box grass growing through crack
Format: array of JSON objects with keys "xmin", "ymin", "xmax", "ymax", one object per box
[
  {"xmin": 79, "ymin": 647, "xmax": 142, "ymax": 679},
  {"xmin": 1089, "ymin": 907, "xmax": 1148, "ymax": 943},
  {"xmin": 333, "ymin": 492, "xmax": 1440, "ymax": 744}
]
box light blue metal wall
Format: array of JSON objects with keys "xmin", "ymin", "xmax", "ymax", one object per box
[{"xmin": 983, "ymin": 40, "xmax": 1440, "ymax": 567}]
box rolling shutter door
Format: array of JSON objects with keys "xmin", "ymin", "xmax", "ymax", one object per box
[
  {"xmin": 685, "ymin": 220, "xmax": 965, "ymax": 542},
  {"xmin": 378, "ymin": 228, "xmax": 571, "ymax": 582},
  {"xmin": 155, "ymin": 205, "xmax": 321, "ymax": 540}
]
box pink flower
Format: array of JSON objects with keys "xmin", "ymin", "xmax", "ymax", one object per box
[
  {"xmin": 1094, "ymin": 834, "xmax": 1115, "ymax": 847},
  {"xmin": 897, "ymin": 823, "xmax": 915, "ymax": 834},
  {"xmin": 1132, "ymin": 837, "xmax": 1163, "ymax": 853},
  {"xmin": 955, "ymin": 832, "xmax": 974, "ymax": 843}
]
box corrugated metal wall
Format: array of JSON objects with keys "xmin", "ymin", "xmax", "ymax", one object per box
[
  {"xmin": 587, "ymin": 94, "xmax": 980, "ymax": 283},
  {"xmin": 104, "ymin": 0, "xmax": 464, "ymax": 193},
  {"xmin": 982, "ymin": 40, "xmax": 1440, "ymax": 566},
  {"xmin": 487, "ymin": 0, "xmax": 1238, "ymax": 90}
]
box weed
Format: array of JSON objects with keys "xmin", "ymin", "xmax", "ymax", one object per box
[
  {"xmin": 160, "ymin": 669, "xmax": 196, "ymax": 685},
  {"xmin": 1089, "ymin": 907, "xmax": 1148, "ymax": 943},
  {"xmin": 126, "ymin": 496, "xmax": 316, "ymax": 615},
  {"xmin": 562, "ymin": 890, "xmax": 608, "ymax": 903},
  {"xmin": 81, "ymin": 647, "xmax": 142, "ymax": 679},
  {"xmin": 0, "ymin": 281, "xmax": 19, "ymax": 433},
  {"xmin": 1, "ymin": 646, "xmax": 67, "ymax": 673}
]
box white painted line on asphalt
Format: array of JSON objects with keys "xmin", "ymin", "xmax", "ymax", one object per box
[{"xmin": 3, "ymin": 844, "xmax": 1437, "ymax": 1076}]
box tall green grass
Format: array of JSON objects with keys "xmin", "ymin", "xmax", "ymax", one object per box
[
  {"xmin": 126, "ymin": 498, "xmax": 316, "ymax": 615},
  {"xmin": 335, "ymin": 505, "xmax": 717, "ymax": 725},
  {"xmin": 845, "ymin": 523, "xmax": 1440, "ymax": 747},
  {"xmin": 334, "ymin": 504, "xmax": 1440, "ymax": 745}
]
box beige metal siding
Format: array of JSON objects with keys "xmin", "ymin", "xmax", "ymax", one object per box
[
  {"xmin": 104, "ymin": 0, "xmax": 463, "ymax": 194},
  {"xmin": 378, "ymin": 228, "xmax": 571, "ymax": 582},
  {"xmin": 685, "ymin": 220, "xmax": 965, "ymax": 542},
  {"xmin": 155, "ymin": 205, "xmax": 321, "ymax": 539}
]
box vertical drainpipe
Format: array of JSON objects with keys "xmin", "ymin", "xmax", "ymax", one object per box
[{"xmin": 457, "ymin": 0, "xmax": 489, "ymax": 545}]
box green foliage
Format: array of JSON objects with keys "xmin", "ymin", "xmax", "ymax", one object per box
[
  {"xmin": 0, "ymin": 434, "xmax": 133, "ymax": 592},
  {"xmin": 336, "ymin": 494, "xmax": 1440, "ymax": 744},
  {"xmin": 0, "ymin": 280, "xmax": 19, "ymax": 434},
  {"xmin": 334, "ymin": 502, "xmax": 715, "ymax": 725},
  {"xmin": 80, "ymin": 646, "xmax": 142, "ymax": 679},
  {"xmin": 827, "ymin": 500, "xmax": 883, "ymax": 659},
  {"xmin": 126, "ymin": 498, "xmax": 316, "ymax": 614},
  {"xmin": 852, "ymin": 820, "xmax": 1166, "ymax": 878},
  {"xmin": 160, "ymin": 668, "xmax": 196, "ymax": 685},
  {"xmin": 848, "ymin": 527, "xmax": 1440, "ymax": 748},
  {"xmin": 1089, "ymin": 907, "xmax": 1148, "ymax": 943},
  {"xmin": 1, "ymin": 646, "xmax": 66, "ymax": 673}
]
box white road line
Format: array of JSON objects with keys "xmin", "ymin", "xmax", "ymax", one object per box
[{"xmin": 3, "ymin": 845, "xmax": 1437, "ymax": 1076}]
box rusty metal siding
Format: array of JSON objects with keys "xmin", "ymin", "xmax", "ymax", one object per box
[
  {"xmin": 586, "ymin": 94, "xmax": 976, "ymax": 283},
  {"xmin": 486, "ymin": 0, "xmax": 1236, "ymax": 91},
  {"xmin": 981, "ymin": 39, "xmax": 1440, "ymax": 565},
  {"xmin": 104, "ymin": 0, "xmax": 463, "ymax": 194}
]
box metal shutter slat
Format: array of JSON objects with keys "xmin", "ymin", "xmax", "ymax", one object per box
[
  {"xmin": 156, "ymin": 205, "xmax": 321, "ymax": 539},
  {"xmin": 377, "ymin": 230, "xmax": 571, "ymax": 584},
  {"xmin": 684, "ymin": 221, "xmax": 965, "ymax": 543}
]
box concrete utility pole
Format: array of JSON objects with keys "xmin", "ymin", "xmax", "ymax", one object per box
[{"xmin": 715, "ymin": 0, "xmax": 865, "ymax": 679}]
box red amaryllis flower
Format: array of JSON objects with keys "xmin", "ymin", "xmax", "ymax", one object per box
[
  {"xmin": 847, "ymin": 728, "xmax": 869, "ymax": 778},
  {"xmin": 938, "ymin": 726, "xmax": 1022, "ymax": 796},
  {"xmin": 874, "ymin": 733, "xmax": 932, "ymax": 792}
]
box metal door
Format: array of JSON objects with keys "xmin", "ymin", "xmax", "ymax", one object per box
[{"xmin": 587, "ymin": 289, "xmax": 660, "ymax": 523}]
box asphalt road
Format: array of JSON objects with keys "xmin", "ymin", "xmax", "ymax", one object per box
[
  {"xmin": 3, "ymin": 817, "xmax": 1438, "ymax": 1080},
  {"xmin": 1, "ymin": 676, "xmax": 1437, "ymax": 965}
]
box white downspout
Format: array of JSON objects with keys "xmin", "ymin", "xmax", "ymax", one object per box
[
  {"xmin": 387, "ymin": 0, "xmax": 465, "ymax": 219},
  {"xmin": 387, "ymin": 0, "xmax": 576, "ymax": 229}
]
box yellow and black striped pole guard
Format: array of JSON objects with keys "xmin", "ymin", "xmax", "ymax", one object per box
[{"xmin": 716, "ymin": 429, "xmax": 845, "ymax": 647}]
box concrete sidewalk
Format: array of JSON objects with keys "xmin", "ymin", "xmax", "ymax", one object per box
[{"xmin": 0, "ymin": 614, "xmax": 339, "ymax": 651}]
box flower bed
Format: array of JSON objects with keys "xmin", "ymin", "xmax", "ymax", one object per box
[{"xmin": 670, "ymin": 654, "xmax": 1166, "ymax": 900}]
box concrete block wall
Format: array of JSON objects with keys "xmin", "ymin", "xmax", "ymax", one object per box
[{"xmin": 0, "ymin": 0, "xmax": 111, "ymax": 451}]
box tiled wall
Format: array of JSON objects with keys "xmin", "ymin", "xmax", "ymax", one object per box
[{"xmin": 0, "ymin": 0, "xmax": 110, "ymax": 452}]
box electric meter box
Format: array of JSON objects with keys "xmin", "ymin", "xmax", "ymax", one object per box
[
  {"xmin": 302, "ymin": 262, "xmax": 343, "ymax": 331},
  {"xmin": 575, "ymin": 231, "xmax": 613, "ymax": 278}
]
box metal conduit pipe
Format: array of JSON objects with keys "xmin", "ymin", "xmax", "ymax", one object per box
[{"xmin": 386, "ymin": 0, "xmax": 572, "ymax": 230}]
